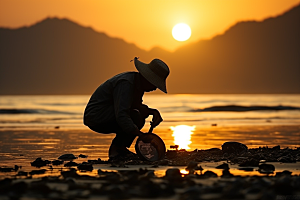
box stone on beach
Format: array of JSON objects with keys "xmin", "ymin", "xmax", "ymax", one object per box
[
  {"xmin": 222, "ymin": 141, "xmax": 248, "ymax": 154},
  {"xmin": 258, "ymin": 163, "xmax": 275, "ymax": 174},
  {"xmin": 216, "ymin": 163, "xmax": 230, "ymax": 170},
  {"xmin": 58, "ymin": 154, "xmax": 77, "ymax": 160},
  {"xmin": 77, "ymin": 162, "xmax": 93, "ymax": 171},
  {"xmin": 64, "ymin": 161, "xmax": 79, "ymax": 167},
  {"xmin": 31, "ymin": 158, "xmax": 51, "ymax": 168}
]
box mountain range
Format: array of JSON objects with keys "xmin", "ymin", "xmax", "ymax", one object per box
[{"xmin": 0, "ymin": 4, "xmax": 299, "ymax": 94}]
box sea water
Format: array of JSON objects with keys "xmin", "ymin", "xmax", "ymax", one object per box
[
  {"xmin": 0, "ymin": 94, "xmax": 299, "ymax": 174},
  {"xmin": 0, "ymin": 94, "xmax": 300, "ymax": 130}
]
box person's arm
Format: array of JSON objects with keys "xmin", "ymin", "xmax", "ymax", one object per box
[
  {"xmin": 113, "ymin": 80, "xmax": 140, "ymax": 135},
  {"xmin": 148, "ymin": 108, "xmax": 163, "ymax": 128}
]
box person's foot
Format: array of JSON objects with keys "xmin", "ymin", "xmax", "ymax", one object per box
[{"xmin": 108, "ymin": 145, "xmax": 139, "ymax": 162}]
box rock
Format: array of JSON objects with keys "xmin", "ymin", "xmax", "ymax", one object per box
[
  {"xmin": 64, "ymin": 161, "xmax": 79, "ymax": 167},
  {"xmin": 186, "ymin": 161, "xmax": 198, "ymax": 170},
  {"xmin": 222, "ymin": 142, "xmax": 248, "ymax": 154},
  {"xmin": 272, "ymin": 145, "xmax": 280, "ymax": 150},
  {"xmin": 58, "ymin": 154, "xmax": 77, "ymax": 160},
  {"xmin": 29, "ymin": 169, "xmax": 46, "ymax": 175},
  {"xmin": 258, "ymin": 163, "xmax": 275, "ymax": 174},
  {"xmin": 61, "ymin": 168, "xmax": 79, "ymax": 178},
  {"xmin": 31, "ymin": 157, "xmax": 51, "ymax": 168},
  {"xmin": 88, "ymin": 158, "xmax": 106, "ymax": 164},
  {"xmin": 238, "ymin": 167, "xmax": 254, "ymax": 171},
  {"xmin": 275, "ymin": 170, "xmax": 292, "ymax": 177},
  {"xmin": 78, "ymin": 154, "xmax": 88, "ymax": 158},
  {"xmin": 202, "ymin": 170, "xmax": 218, "ymax": 178},
  {"xmin": 51, "ymin": 160, "xmax": 64, "ymax": 165},
  {"xmin": 165, "ymin": 168, "xmax": 181, "ymax": 179},
  {"xmin": 0, "ymin": 167, "xmax": 15, "ymax": 172},
  {"xmin": 221, "ymin": 169, "xmax": 234, "ymax": 178},
  {"xmin": 166, "ymin": 150, "xmax": 177, "ymax": 159},
  {"xmin": 16, "ymin": 171, "xmax": 28, "ymax": 176},
  {"xmin": 277, "ymin": 156, "xmax": 296, "ymax": 163},
  {"xmin": 216, "ymin": 163, "xmax": 229, "ymax": 170},
  {"xmin": 77, "ymin": 163, "xmax": 93, "ymax": 171}
]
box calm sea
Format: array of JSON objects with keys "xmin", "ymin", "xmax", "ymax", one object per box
[
  {"xmin": 0, "ymin": 94, "xmax": 299, "ymax": 172},
  {"xmin": 0, "ymin": 94, "xmax": 300, "ymax": 130}
]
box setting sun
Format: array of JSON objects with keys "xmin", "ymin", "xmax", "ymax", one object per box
[
  {"xmin": 170, "ymin": 125, "xmax": 195, "ymax": 150},
  {"xmin": 172, "ymin": 23, "xmax": 192, "ymax": 41}
]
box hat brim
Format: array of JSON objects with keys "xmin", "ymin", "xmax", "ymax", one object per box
[{"xmin": 134, "ymin": 59, "xmax": 167, "ymax": 93}]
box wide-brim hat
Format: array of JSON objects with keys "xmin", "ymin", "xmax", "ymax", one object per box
[{"xmin": 133, "ymin": 57, "xmax": 170, "ymax": 93}]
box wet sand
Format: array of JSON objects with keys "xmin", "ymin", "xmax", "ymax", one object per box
[{"xmin": 0, "ymin": 125, "xmax": 300, "ymax": 199}]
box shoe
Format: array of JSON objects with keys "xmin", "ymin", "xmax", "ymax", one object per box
[{"xmin": 108, "ymin": 148, "xmax": 139, "ymax": 162}]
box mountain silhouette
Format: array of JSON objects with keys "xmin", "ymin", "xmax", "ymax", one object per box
[{"xmin": 0, "ymin": 4, "xmax": 299, "ymax": 94}]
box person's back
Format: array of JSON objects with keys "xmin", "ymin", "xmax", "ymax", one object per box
[{"xmin": 84, "ymin": 71, "xmax": 143, "ymax": 130}]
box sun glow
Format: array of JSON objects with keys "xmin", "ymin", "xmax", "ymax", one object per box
[
  {"xmin": 170, "ymin": 125, "xmax": 195, "ymax": 150},
  {"xmin": 172, "ymin": 23, "xmax": 192, "ymax": 41}
]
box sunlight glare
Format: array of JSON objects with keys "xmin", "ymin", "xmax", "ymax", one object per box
[
  {"xmin": 170, "ymin": 125, "xmax": 195, "ymax": 150},
  {"xmin": 172, "ymin": 23, "xmax": 192, "ymax": 41}
]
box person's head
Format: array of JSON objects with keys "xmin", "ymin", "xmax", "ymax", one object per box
[{"xmin": 133, "ymin": 57, "xmax": 170, "ymax": 93}]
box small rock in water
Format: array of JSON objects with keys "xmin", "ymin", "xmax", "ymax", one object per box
[
  {"xmin": 272, "ymin": 145, "xmax": 280, "ymax": 150},
  {"xmin": 276, "ymin": 170, "xmax": 292, "ymax": 177},
  {"xmin": 16, "ymin": 171, "xmax": 28, "ymax": 176},
  {"xmin": 78, "ymin": 154, "xmax": 88, "ymax": 158},
  {"xmin": 31, "ymin": 157, "xmax": 51, "ymax": 168},
  {"xmin": 165, "ymin": 168, "xmax": 181, "ymax": 179},
  {"xmin": 202, "ymin": 170, "xmax": 218, "ymax": 178},
  {"xmin": 277, "ymin": 155, "xmax": 296, "ymax": 163},
  {"xmin": 222, "ymin": 142, "xmax": 248, "ymax": 154},
  {"xmin": 29, "ymin": 169, "xmax": 46, "ymax": 175},
  {"xmin": 221, "ymin": 169, "xmax": 234, "ymax": 178},
  {"xmin": 58, "ymin": 154, "xmax": 77, "ymax": 160},
  {"xmin": 186, "ymin": 161, "xmax": 198, "ymax": 170},
  {"xmin": 216, "ymin": 163, "xmax": 229, "ymax": 170},
  {"xmin": 258, "ymin": 163, "xmax": 275, "ymax": 174},
  {"xmin": 51, "ymin": 160, "xmax": 64, "ymax": 165},
  {"xmin": 77, "ymin": 162, "xmax": 93, "ymax": 171},
  {"xmin": 64, "ymin": 161, "xmax": 79, "ymax": 167},
  {"xmin": 0, "ymin": 167, "xmax": 15, "ymax": 172},
  {"xmin": 61, "ymin": 168, "xmax": 79, "ymax": 178},
  {"xmin": 238, "ymin": 167, "xmax": 254, "ymax": 171}
]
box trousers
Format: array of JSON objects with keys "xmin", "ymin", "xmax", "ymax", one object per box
[{"xmin": 87, "ymin": 109, "xmax": 146, "ymax": 148}]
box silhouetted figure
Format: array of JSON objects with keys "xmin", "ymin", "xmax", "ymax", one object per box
[{"xmin": 84, "ymin": 57, "xmax": 170, "ymax": 160}]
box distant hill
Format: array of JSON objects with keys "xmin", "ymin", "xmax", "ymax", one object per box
[{"xmin": 0, "ymin": 4, "xmax": 299, "ymax": 94}]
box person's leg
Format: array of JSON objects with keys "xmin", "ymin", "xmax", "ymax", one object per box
[
  {"xmin": 109, "ymin": 109, "xmax": 146, "ymax": 158},
  {"xmin": 87, "ymin": 108, "xmax": 147, "ymax": 158}
]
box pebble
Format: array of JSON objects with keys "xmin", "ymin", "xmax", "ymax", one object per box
[
  {"xmin": 64, "ymin": 161, "xmax": 78, "ymax": 167},
  {"xmin": 258, "ymin": 163, "xmax": 275, "ymax": 174},
  {"xmin": 216, "ymin": 163, "xmax": 230, "ymax": 170},
  {"xmin": 58, "ymin": 154, "xmax": 77, "ymax": 160},
  {"xmin": 222, "ymin": 141, "xmax": 248, "ymax": 154},
  {"xmin": 165, "ymin": 168, "xmax": 181, "ymax": 179},
  {"xmin": 77, "ymin": 163, "xmax": 93, "ymax": 171},
  {"xmin": 31, "ymin": 157, "xmax": 51, "ymax": 168}
]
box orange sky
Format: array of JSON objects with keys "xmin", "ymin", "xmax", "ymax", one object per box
[{"xmin": 0, "ymin": 0, "xmax": 299, "ymax": 51}]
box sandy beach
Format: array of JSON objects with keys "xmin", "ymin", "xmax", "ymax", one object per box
[{"xmin": 0, "ymin": 125, "xmax": 299, "ymax": 199}]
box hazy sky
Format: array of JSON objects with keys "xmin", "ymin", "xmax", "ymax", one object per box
[{"xmin": 0, "ymin": 0, "xmax": 299, "ymax": 51}]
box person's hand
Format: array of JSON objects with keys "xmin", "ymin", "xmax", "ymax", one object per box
[
  {"xmin": 150, "ymin": 109, "xmax": 163, "ymax": 128},
  {"xmin": 132, "ymin": 129, "xmax": 144, "ymax": 137}
]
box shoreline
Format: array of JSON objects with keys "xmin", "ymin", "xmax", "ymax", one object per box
[{"xmin": 1, "ymin": 125, "xmax": 300, "ymax": 199}]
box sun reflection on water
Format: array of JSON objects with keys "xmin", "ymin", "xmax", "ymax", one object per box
[{"xmin": 170, "ymin": 125, "xmax": 196, "ymax": 150}]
